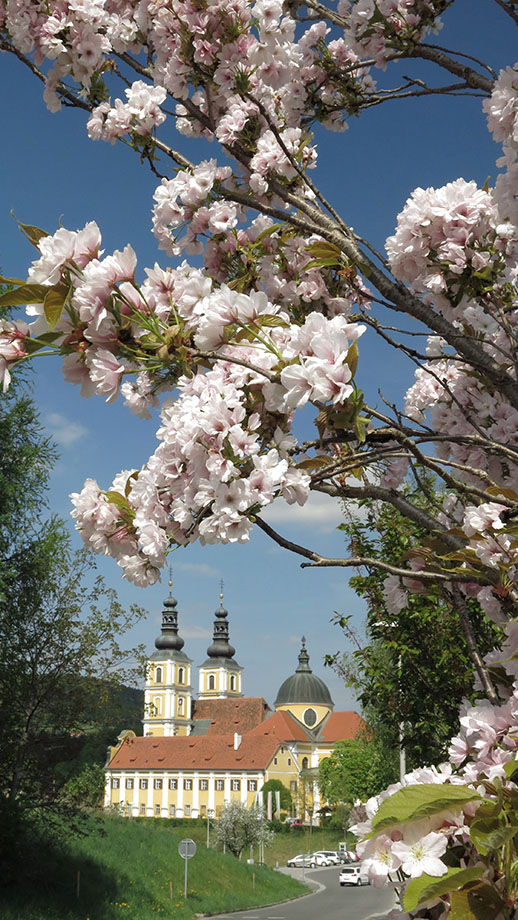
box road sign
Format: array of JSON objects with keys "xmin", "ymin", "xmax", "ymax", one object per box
[
  {"xmin": 178, "ymin": 838, "xmax": 197, "ymax": 859},
  {"xmin": 178, "ymin": 838, "xmax": 197, "ymax": 899}
]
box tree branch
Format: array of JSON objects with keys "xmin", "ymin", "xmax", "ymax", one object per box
[{"xmin": 450, "ymin": 586, "xmax": 499, "ymax": 703}]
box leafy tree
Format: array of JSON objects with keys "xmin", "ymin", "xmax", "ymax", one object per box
[
  {"xmin": 318, "ymin": 738, "xmax": 398, "ymax": 807},
  {"xmin": 260, "ymin": 779, "xmax": 292, "ymax": 817},
  {"xmin": 0, "ymin": 382, "xmax": 147, "ymax": 869},
  {"xmin": 330, "ymin": 477, "xmax": 501, "ymax": 766},
  {"xmin": 213, "ymin": 802, "xmax": 274, "ymax": 860}
]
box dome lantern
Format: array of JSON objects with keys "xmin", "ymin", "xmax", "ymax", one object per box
[{"xmin": 274, "ymin": 638, "xmax": 334, "ymax": 709}]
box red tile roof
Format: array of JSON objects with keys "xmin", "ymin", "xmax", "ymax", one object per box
[
  {"xmin": 192, "ymin": 697, "xmax": 271, "ymax": 735},
  {"xmin": 248, "ymin": 709, "xmax": 311, "ymax": 742},
  {"xmin": 108, "ymin": 732, "xmax": 280, "ymax": 771},
  {"xmin": 318, "ymin": 711, "xmax": 365, "ymax": 742}
]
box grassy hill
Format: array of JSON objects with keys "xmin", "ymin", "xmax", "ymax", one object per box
[{"xmin": 2, "ymin": 815, "xmax": 308, "ymax": 920}]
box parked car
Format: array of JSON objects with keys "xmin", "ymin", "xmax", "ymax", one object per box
[
  {"xmin": 339, "ymin": 865, "xmax": 370, "ymax": 886},
  {"xmin": 340, "ymin": 850, "xmax": 360, "ymax": 863},
  {"xmin": 285, "ymin": 817, "xmax": 303, "ymax": 827},
  {"xmin": 309, "ymin": 853, "xmax": 332, "ymax": 866},
  {"xmin": 312, "ymin": 850, "xmax": 340, "ymax": 865},
  {"xmin": 287, "ymin": 852, "xmax": 331, "ymax": 868},
  {"xmin": 287, "ymin": 854, "xmax": 313, "ymax": 867}
]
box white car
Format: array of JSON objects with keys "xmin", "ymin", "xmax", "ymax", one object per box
[
  {"xmin": 309, "ymin": 852, "xmax": 332, "ymax": 867},
  {"xmin": 339, "ymin": 865, "xmax": 370, "ymax": 886},
  {"xmin": 287, "ymin": 853, "xmax": 330, "ymax": 868},
  {"xmin": 312, "ymin": 850, "xmax": 340, "ymax": 865}
]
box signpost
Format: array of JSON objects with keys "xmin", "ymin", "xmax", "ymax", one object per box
[{"xmin": 178, "ymin": 838, "xmax": 197, "ymax": 899}]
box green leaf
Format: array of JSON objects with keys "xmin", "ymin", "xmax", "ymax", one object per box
[
  {"xmin": 254, "ymin": 224, "xmax": 282, "ymax": 243},
  {"xmin": 0, "ymin": 274, "xmax": 26, "ymax": 286},
  {"xmin": 253, "ymin": 314, "xmax": 290, "ymax": 329},
  {"xmin": 104, "ymin": 491, "xmax": 132, "ymax": 514},
  {"xmin": 504, "ymin": 760, "xmax": 518, "ymax": 781},
  {"xmin": 346, "ymin": 340, "xmax": 360, "ymax": 377},
  {"xmin": 305, "ymin": 240, "xmax": 341, "ymax": 260},
  {"xmin": 43, "ymin": 285, "xmax": 69, "ymax": 331},
  {"xmin": 450, "ymin": 880, "xmax": 505, "ymax": 920},
  {"xmin": 469, "ymin": 815, "xmax": 518, "ymax": 855},
  {"xmin": 304, "ymin": 256, "xmax": 341, "ymax": 270},
  {"xmin": 24, "ymin": 331, "xmax": 62, "ymax": 355},
  {"xmin": 370, "ymin": 784, "xmax": 482, "ymax": 835},
  {"xmin": 403, "ymin": 866, "xmax": 485, "ymax": 913},
  {"xmin": 124, "ymin": 472, "xmax": 140, "ymax": 497},
  {"xmin": 473, "ymin": 799, "xmax": 502, "ymax": 820},
  {"xmin": 297, "ymin": 456, "xmax": 332, "ymax": 471},
  {"xmin": 354, "ymin": 415, "xmax": 368, "ymax": 444},
  {"xmin": 12, "ymin": 213, "xmax": 49, "ymax": 248},
  {"xmin": 485, "ymin": 485, "xmax": 518, "ymax": 501},
  {"xmin": 0, "ymin": 283, "xmax": 50, "ymax": 307}
]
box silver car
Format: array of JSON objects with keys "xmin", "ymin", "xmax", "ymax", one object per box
[{"xmin": 287, "ymin": 853, "xmax": 313, "ymax": 868}]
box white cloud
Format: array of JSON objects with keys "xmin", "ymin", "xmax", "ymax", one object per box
[
  {"xmin": 177, "ymin": 562, "xmax": 220, "ymax": 577},
  {"xmin": 262, "ymin": 490, "xmax": 343, "ymax": 533},
  {"xmin": 45, "ymin": 412, "xmax": 88, "ymax": 447},
  {"xmin": 182, "ymin": 624, "xmax": 213, "ymax": 639}
]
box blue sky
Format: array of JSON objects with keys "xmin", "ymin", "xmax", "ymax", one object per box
[{"xmin": 0, "ymin": 0, "xmax": 515, "ymax": 713}]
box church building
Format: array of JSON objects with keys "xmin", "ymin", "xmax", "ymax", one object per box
[{"xmin": 104, "ymin": 585, "xmax": 364, "ymax": 820}]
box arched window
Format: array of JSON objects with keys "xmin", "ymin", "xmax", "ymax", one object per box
[
  {"xmin": 302, "ymin": 757, "xmax": 309, "ymax": 770},
  {"xmin": 153, "ymin": 696, "xmax": 162, "ymax": 715},
  {"xmin": 178, "ymin": 697, "xmax": 184, "ymax": 713},
  {"xmin": 178, "ymin": 667, "xmax": 185, "ymax": 684},
  {"xmin": 155, "ymin": 666, "xmax": 162, "ymax": 683},
  {"xmin": 208, "ymin": 674, "xmax": 215, "ymax": 690},
  {"xmin": 230, "ymin": 675, "xmax": 236, "ymax": 691}
]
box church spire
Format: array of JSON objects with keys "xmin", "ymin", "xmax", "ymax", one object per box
[
  {"xmin": 296, "ymin": 636, "xmax": 311, "ymax": 673},
  {"xmin": 205, "ymin": 583, "xmax": 235, "ymax": 659},
  {"xmin": 154, "ymin": 574, "xmax": 185, "ymax": 651}
]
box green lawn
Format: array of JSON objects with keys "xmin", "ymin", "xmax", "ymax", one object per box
[
  {"xmin": 137, "ymin": 818, "xmax": 355, "ymax": 867},
  {"xmin": 2, "ymin": 816, "xmax": 309, "ymax": 920}
]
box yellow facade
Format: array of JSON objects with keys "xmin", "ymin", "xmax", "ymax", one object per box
[
  {"xmin": 143, "ymin": 656, "xmax": 193, "ymax": 737},
  {"xmin": 198, "ymin": 664, "xmax": 242, "ymax": 699},
  {"xmin": 276, "ymin": 702, "xmax": 331, "ymax": 728},
  {"xmin": 105, "ymin": 761, "xmax": 292, "ymax": 819}
]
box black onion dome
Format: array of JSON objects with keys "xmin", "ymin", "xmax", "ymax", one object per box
[
  {"xmin": 154, "ymin": 591, "xmax": 185, "ymax": 652},
  {"xmin": 206, "ymin": 596, "xmax": 235, "ymax": 659},
  {"xmin": 274, "ymin": 637, "xmax": 334, "ymax": 707}
]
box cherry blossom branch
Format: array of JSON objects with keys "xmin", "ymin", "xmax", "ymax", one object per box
[
  {"xmin": 253, "ymin": 516, "xmax": 496, "ymax": 583},
  {"xmin": 187, "ymin": 348, "xmax": 277, "ymax": 382},
  {"xmin": 490, "ymin": 0, "xmax": 518, "ymax": 27},
  {"xmin": 0, "ymin": 37, "xmax": 92, "ymax": 111},
  {"xmin": 450, "ymin": 586, "xmax": 499, "ymax": 703},
  {"xmin": 407, "ymin": 44, "xmax": 494, "ymax": 93},
  {"xmin": 313, "ymin": 481, "xmax": 465, "ymax": 551}
]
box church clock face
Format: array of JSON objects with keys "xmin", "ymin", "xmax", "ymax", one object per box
[{"xmin": 303, "ymin": 707, "xmax": 317, "ymax": 727}]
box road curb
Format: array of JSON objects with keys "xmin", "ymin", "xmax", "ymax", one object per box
[{"xmin": 199, "ymin": 868, "xmax": 326, "ymax": 916}]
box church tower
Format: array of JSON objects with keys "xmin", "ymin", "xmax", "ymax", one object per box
[
  {"xmin": 143, "ymin": 582, "xmax": 193, "ymax": 737},
  {"xmin": 198, "ymin": 590, "xmax": 243, "ymax": 700}
]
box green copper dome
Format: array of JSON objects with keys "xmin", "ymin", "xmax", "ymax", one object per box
[{"xmin": 274, "ymin": 637, "xmax": 334, "ymax": 708}]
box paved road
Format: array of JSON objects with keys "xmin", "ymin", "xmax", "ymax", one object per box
[{"xmin": 210, "ymin": 865, "xmax": 396, "ymax": 920}]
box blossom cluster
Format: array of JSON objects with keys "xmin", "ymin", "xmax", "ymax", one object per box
[
  {"xmin": 353, "ymin": 764, "xmax": 456, "ymax": 887},
  {"xmin": 386, "ymin": 178, "xmax": 518, "ymax": 315},
  {"xmin": 3, "ymin": 220, "xmax": 366, "ymax": 583},
  {"xmin": 87, "ymin": 80, "xmax": 167, "ymax": 144},
  {"xmin": 0, "ymin": 317, "xmax": 30, "ymax": 392},
  {"xmin": 341, "ymin": 0, "xmax": 446, "ymax": 67},
  {"xmin": 484, "ymin": 66, "xmax": 518, "ymax": 239},
  {"xmin": 352, "ymin": 620, "xmax": 518, "ymax": 915}
]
